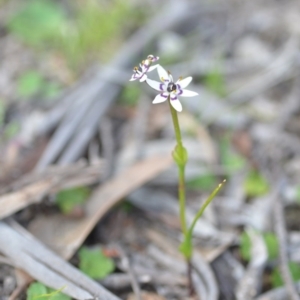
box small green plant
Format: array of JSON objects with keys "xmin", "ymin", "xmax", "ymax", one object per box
[
  {"xmin": 55, "ymin": 187, "xmax": 90, "ymax": 214},
  {"xmin": 271, "ymin": 262, "xmax": 300, "ymax": 288},
  {"xmin": 27, "ymin": 282, "xmax": 69, "ymax": 300},
  {"xmin": 130, "ymin": 55, "xmax": 225, "ymax": 295},
  {"xmin": 243, "ymin": 170, "xmax": 269, "ymax": 197},
  {"xmin": 240, "ymin": 231, "xmax": 279, "ymax": 262},
  {"xmin": 78, "ymin": 246, "xmax": 115, "ymax": 279}
]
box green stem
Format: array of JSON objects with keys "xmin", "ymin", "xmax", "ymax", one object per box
[
  {"xmin": 178, "ymin": 165, "xmax": 187, "ymax": 234},
  {"xmin": 168, "ymin": 99, "xmax": 187, "ymax": 235},
  {"xmin": 169, "ymin": 100, "xmax": 183, "ymax": 147}
]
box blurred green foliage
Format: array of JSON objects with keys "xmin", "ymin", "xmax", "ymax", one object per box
[
  {"xmin": 120, "ymin": 201, "xmax": 134, "ymax": 213},
  {"xmin": 17, "ymin": 70, "xmax": 61, "ymax": 99},
  {"xmin": 27, "ymin": 282, "xmax": 47, "ymax": 300},
  {"xmin": 240, "ymin": 231, "xmax": 279, "ymax": 262},
  {"xmin": 17, "ymin": 71, "xmax": 45, "ymax": 98},
  {"xmin": 4, "ymin": 122, "xmax": 20, "ymax": 139},
  {"xmin": 8, "ymin": 0, "xmax": 65, "ymax": 47},
  {"xmin": 8, "ymin": 0, "xmax": 133, "ymax": 70},
  {"xmin": 243, "ymin": 170, "xmax": 269, "ymax": 197},
  {"xmin": 55, "ymin": 186, "xmax": 90, "ymax": 214},
  {"xmin": 27, "ymin": 282, "xmax": 70, "ymax": 300},
  {"xmin": 0, "ymin": 101, "xmax": 20, "ymax": 140},
  {"xmin": 204, "ymin": 65, "xmax": 227, "ymax": 97},
  {"xmin": 220, "ymin": 136, "xmax": 245, "ymax": 172},
  {"xmin": 271, "ymin": 262, "xmax": 300, "ymax": 288},
  {"xmin": 78, "ymin": 246, "xmax": 115, "ymax": 279},
  {"xmin": 187, "ymin": 173, "xmax": 218, "ymax": 191},
  {"xmin": 295, "ymin": 187, "xmax": 300, "ymax": 203},
  {"xmin": 120, "ymin": 85, "xmax": 141, "ymax": 107}
]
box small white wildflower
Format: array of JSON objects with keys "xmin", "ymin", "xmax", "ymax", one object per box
[
  {"xmin": 146, "ymin": 65, "xmax": 198, "ymax": 112},
  {"xmin": 129, "ymin": 55, "xmax": 159, "ymax": 82}
]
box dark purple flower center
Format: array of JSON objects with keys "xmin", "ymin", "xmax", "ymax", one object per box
[{"xmin": 167, "ymin": 82, "xmax": 176, "ymax": 93}]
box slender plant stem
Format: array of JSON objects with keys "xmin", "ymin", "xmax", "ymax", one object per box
[
  {"xmin": 168, "ymin": 99, "xmax": 187, "ymax": 235},
  {"xmin": 178, "ymin": 165, "xmax": 187, "ymax": 235},
  {"xmin": 169, "ymin": 101, "xmax": 183, "ymax": 147},
  {"xmin": 168, "ymin": 99, "xmax": 195, "ymax": 296},
  {"xmin": 187, "ymin": 259, "xmax": 195, "ymax": 297}
]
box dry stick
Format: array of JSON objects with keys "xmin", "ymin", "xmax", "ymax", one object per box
[
  {"xmin": 187, "ymin": 37, "xmax": 299, "ymax": 128},
  {"xmin": 192, "ymin": 252, "xmax": 219, "ymax": 300},
  {"xmin": 147, "ymin": 245, "xmax": 185, "ymax": 275},
  {"xmin": 100, "ymin": 274, "xmax": 149, "ymax": 291},
  {"xmin": 273, "ymin": 181, "xmax": 300, "ymax": 300},
  {"xmin": 99, "ymin": 117, "xmax": 115, "ymax": 179},
  {"xmin": 117, "ymin": 246, "xmax": 142, "ymax": 300},
  {"xmin": 275, "ymin": 72, "xmax": 300, "ymax": 130},
  {"xmin": 133, "ymin": 95, "xmax": 151, "ymax": 161},
  {"xmin": 226, "ymin": 37, "xmax": 298, "ymax": 105},
  {"xmin": 171, "ymin": 56, "xmax": 273, "ymax": 77},
  {"xmin": 0, "ymin": 163, "xmax": 102, "ymax": 220},
  {"xmin": 36, "ymin": 1, "xmax": 197, "ymax": 169},
  {"xmin": 256, "ymin": 281, "xmax": 300, "ymax": 300},
  {"xmin": 235, "ymin": 229, "xmax": 268, "ymax": 300},
  {"xmin": 0, "ymin": 254, "xmax": 14, "ymax": 266}
]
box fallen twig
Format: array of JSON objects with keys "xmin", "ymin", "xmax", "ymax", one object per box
[
  {"xmin": 273, "ymin": 180, "xmax": 300, "ymax": 300},
  {"xmin": 0, "ymin": 161, "xmax": 103, "ymax": 220}
]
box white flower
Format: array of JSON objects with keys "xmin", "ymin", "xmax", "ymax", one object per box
[
  {"xmin": 146, "ymin": 65, "xmax": 198, "ymax": 112},
  {"xmin": 129, "ymin": 55, "xmax": 159, "ymax": 82}
]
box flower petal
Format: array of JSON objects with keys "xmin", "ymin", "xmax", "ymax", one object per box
[
  {"xmin": 157, "ymin": 65, "xmax": 169, "ymax": 81},
  {"xmin": 180, "ymin": 89, "xmax": 198, "ymax": 97},
  {"xmin": 148, "ymin": 65, "xmax": 159, "ymax": 72},
  {"xmin": 129, "ymin": 71, "xmax": 140, "ymax": 81},
  {"xmin": 139, "ymin": 74, "xmax": 147, "ymax": 82},
  {"xmin": 176, "ymin": 76, "xmax": 192, "ymax": 88},
  {"xmin": 153, "ymin": 93, "xmax": 169, "ymax": 103},
  {"xmin": 146, "ymin": 78, "xmax": 165, "ymax": 91},
  {"xmin": 170, "ymin": 97, "xmax": 182, "ymax": 112},
  {"xmin": 148, "ymin": 54, "xmax": 159, "ymax": 62}
]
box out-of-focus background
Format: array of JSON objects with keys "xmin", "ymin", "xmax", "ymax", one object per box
[{"xmin": 1, "ymin": 0, "xmax": 300, "ymax": 299}]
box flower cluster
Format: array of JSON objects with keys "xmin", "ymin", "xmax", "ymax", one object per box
[
  {"xmin": 130, "ymin": 54, "xmax": 198, "ymax": 112},
  {"xmin": 129, "ymin": 55, "xmax": 159, "ymax": 82}
]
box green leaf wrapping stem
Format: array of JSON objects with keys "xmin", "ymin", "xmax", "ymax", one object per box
[{"xmin": 179, "ymin": 180, "xmax": 226, "ymax": 259}]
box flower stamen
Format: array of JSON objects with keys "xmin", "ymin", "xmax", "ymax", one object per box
[{"xmin": 167, "ymin": 82, "xmax": 177, "ymax": 93}]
